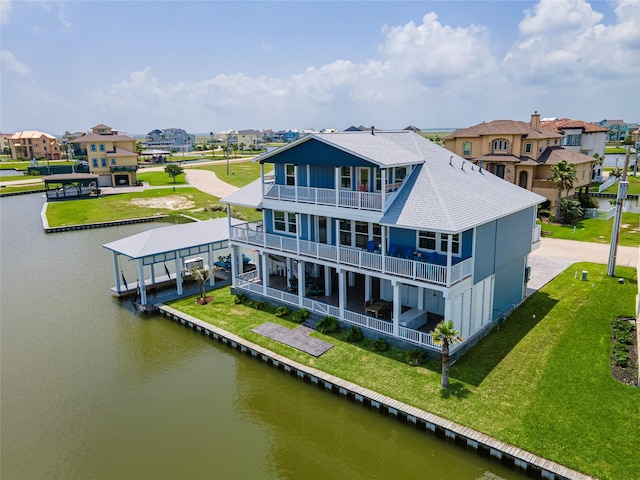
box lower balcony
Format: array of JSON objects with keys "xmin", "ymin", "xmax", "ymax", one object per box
[
  {"xmin": 234, "ymin": 269, "xmax": 447, "ymax": 352},
  {"xmin": 230, "ymin": 222, "xmax": 473, "ymax": 287}
]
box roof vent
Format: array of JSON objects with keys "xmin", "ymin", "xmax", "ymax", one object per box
[
  {"xmin": 449, "ymin": 156, "xmax": 453, "ymax": 166},
  {"xmin": 371, "ymin": 126, "xmax": 375, "ymax": 135},
  {"xmin": 461, "ymin": 162, "xmax": 465, "ymax": 171},
  {"xmin": 478, "ymin": 159, "xmax": 483, "ymax": 172}
]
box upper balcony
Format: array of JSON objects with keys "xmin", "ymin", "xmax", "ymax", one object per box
[
  {"xmin": 262, "ymin": 180, "xmax": 402, "ymax": 213},
  {"xmin": 230, "ymin": 221, "xmax": 473, "ymax": 287}
]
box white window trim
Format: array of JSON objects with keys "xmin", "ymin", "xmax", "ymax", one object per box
[
  {"xmin": 273, "ymin": 210, "xmax": 296, "ymax": 234},
  {"xmin": 416, "ymin": 231, "xmax": 461, "ymax": 257}
]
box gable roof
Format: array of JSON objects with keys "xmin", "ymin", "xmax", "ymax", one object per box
[
  {"xmin": 72, "ymin": 132, "xmax": 135, "ymax": 143},
  {"xmin": 447, "ymin": 120, "xmax": 561, "ymax": 140},
  {"xmin": 540, "ymin": 118, "xmax": 608, "ymax": 133},
  {"xmin": 256, "ymin": 130, "xmax": 426, "ymax": 168}
]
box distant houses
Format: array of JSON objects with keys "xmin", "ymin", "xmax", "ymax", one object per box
[
  {"xmin": 444, "ymin": 112, "xmax": 598, "ymax": 210},
  {"xmin": 145, "ymin": 128, "xmax": 195, "ymax": 153}
]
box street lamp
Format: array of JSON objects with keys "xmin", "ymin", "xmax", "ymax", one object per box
[{"xmin": 45, "ymin": 145, "xmax": 50, "ymax": 174}]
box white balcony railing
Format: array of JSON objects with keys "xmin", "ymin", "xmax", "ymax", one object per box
[
  {"xmin": 263, "ymin": 183, "xmax": 400, "ymax": 212},
  {"xmin": 230, "ymin": 222, "xmax": 473, "ymax": 287}
]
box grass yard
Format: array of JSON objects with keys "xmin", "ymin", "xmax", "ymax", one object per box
[
  {"xmin": 194, "ymin": 160, "xmax": 264, "ymax": 188},
  {"xmin": 169, "ymin": 262, "xmax": 639, "ymax": 480},
  {"xmin": 136, "ymin": 170, "xmax": 187, "ymax": 186},
  {"xmin": 598, "ymin": 174, "xmax": 640, "ymax": 196},
  {"xmin": 539, "ymin": 212, "xmax": 639, "ymax": 247},
  {"xmin": 45, "ymin": 187, "xmax": 261, "ymax": 226}
]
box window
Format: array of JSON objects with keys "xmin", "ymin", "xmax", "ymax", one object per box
[
  {"xmin": 92, "ymin": 158, "xmax": 98, "ymax": 167},
  {"xmin": 355, "ymin": 221, "xmax": 369, "ymax": 248},
  {"xmin": 285, "ymin": 164, "xmax": 295, "ymax": 186},
  {"xmin": 418, "ymin": 231, "xmax": 460, "ymax": 255},
  {"xmin": 340, "ymin": 166, "xmax": 351, "ymax": 189},
  {"xmin": 492, "ymin": 139, "xmax": 508, "ymax": 151},
  {"xmin": 440, "ymin": 234, "xmax": 460, "ymax": 255},
  {"xmin": 101, "ymin": 158, "xmax": 107, "ymax": 167},
  {"xmin": 462, "ymin": 142, "xmax": 472, "ymax": 157},
  {"xmin": 495, "ymin": 164, "xmax": 505, "ymax": 178},
  {"xmin": 99, "ymin": 144, "xmax": 105, "ymax": 152},
  {"xmin": 524, "ymin": 142, "xmax": 532, "ymax": 154},
  {"xmin": 339, "ymin": 219, "xmax": 352, "ymax": 245},
  {"xmin": 273, "ymin": 210, "xmax": 296, "ymax": 233},
  {"xmin": 375, "ymin": 168, "xmax": 382, "ymax": 191},
  {"xmin": 564, "ymin": 134, "xmax": 581, "ymax": 147},
  {"xmin": 395, "ymin": 166, "xmax": 407, "ymax": 181},
  {"xmin": 110, "ymin": 158, "xmax": 116, "ymax": 165},
  {"xmin": 91, "ymin": 144, "xmax": 96, "ymax": 152},
  {"xmin": 418, "ymin": 231, "xmax": 436, "ymax": 250}
]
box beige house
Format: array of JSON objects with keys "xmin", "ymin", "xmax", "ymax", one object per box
[
  {"xmin": 9, "ymin": 131, "xmax": 62, "ymax": 161},
  {"xmin": 73, "ymin": 124, "xmax": 138, "ymax": 187},
  {"xmin": 444, "ymin": 113, "xmax": 595, "ymax": 208}
]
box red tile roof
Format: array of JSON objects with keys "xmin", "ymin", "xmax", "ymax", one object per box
[
  {"xmin": 448, "ymin": 120, "xmax": 561, "ymax": 139},
  {"xmin": 540, "ymin": 118, "xmax": 608, "ymax": 133}
]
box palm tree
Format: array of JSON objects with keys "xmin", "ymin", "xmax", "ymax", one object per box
[
  {"xmin": 548, "ymin": 160, "xmax": 577, "ymax": 222},
  {"xmin": 431, "ymin": 320, "xmax": 464, "ymax": 388}
]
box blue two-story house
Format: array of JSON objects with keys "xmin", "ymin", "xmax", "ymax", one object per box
[{"xmin": 222, "ymin": 130, "xmax": 544, "ymax": 357}]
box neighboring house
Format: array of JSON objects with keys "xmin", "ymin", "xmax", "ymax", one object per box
[
  {"xmin": 9, "ymin": 131, "xmax": 62, "ymax": 161},
  {"xmin": 1, "ymin": 133, "xmax": 13, "ymax": 154},
  {"xmin": 444, "ymin": 113, "xmax": 595, "ymax": 208},
  {"xmin": 61, "ymin": 131, "xmax": 86, "ymax": 158},
  {"xmin": 145, "ymin": 128, "xmax": 195, "ymax": 152},
  {"xmin": 223, "ymin": 130, "xmax": 544, "ymax": 359},
  {"xmin": 540, "ymin": 118, "xmax": 607, "ymax": 181},
  {"xmin": 236, "ymin": 130, "xmax": 261, "ymax": 150},
  {"xmin": 597, "ymin": 120, "xmax": 628, "ymax": 143},
  {"xmin": 72, "ymin": 124, "xmax": 138, "ymax": 187}
]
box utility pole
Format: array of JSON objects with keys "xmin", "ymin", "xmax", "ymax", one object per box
[{"xmin": 607, "ymin": 146, "xmax": 631, "ymax": 276}]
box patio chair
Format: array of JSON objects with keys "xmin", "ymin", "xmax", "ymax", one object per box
[
  {"xmin": 403, "ymin": 245, "xmax": 414, "ymax": 259},
  {"xmin": 367, "ymin": 240, "xmax": 376, "ymax": 253},
  {"xmin": 388, "ymin": 243, "xmax": 399, "ymax": 257}
]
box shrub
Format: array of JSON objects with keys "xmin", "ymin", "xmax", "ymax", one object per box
[
  {"xmin": 317, "ymin": 316, "xmax": 339, "ymax": 334},
  {"xmin": 234, "ymin": 293, "xmax": 248, "ymax": 304},
  {"xmin": 292, "ymin": 309, "xmax": 310, "ymax": 323},
  {"xmin": 579, "ymin": 196, "xmax": 599, "ymax": 209},
  {"xmin": 613, "ymin": 343, "xmax": 630, "ymax": 367},
  {"xmin": 255, "ymin": 301, "xmax": 267, "ymax": 311},
  {"xmin": 275, "ymin": 306, "xmax": 290, "ymax": 318},
  {"xmin": 345, "ymin": 327, "xmax": 363, "ymax": 343},
  {"xmin": 406, "ymin": 349, "xmax": 428, "ymax": 366},
  {"xmin": 372, "ymin": 337, "xmax": 389, "ymax": 352}
]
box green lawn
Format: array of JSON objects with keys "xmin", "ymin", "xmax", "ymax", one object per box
[
  {"xmin": 193, "ymin": 160, "xmax": 264, "ymax": 188},
  {"xmin": 45, "ymin": 187, "xmax": 262, "ymax": 226},
  {"xmin": 169, "ymin": 262, "xmax": 639, "ymax": 480},
  {"xmin": 136, "ymin": 170, "xmax": 187, "ymax": 186},
  {"xmin": 539, "ymin": 212, "xmax": 639, "ymax": 246},
  {"xmin": 598, "ymin": 174, "xmax": 640, "ymax": 196}
]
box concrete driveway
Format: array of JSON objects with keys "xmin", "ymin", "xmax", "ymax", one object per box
[{"xmin": 527, "ymin": 237, "xmax": 638, "ymax": 295}]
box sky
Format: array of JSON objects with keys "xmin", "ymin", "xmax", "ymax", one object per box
[{"xmin": 1, "ymin": 0, "xmax": 638, "ymax": 136}]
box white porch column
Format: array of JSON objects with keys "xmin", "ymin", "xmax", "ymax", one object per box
[
  {"xmin": 338, "ymin": 269, "xmax": 346, "ymax": 319},
  {"xmin": 297, "ymin": 260, "xmax": 305, "ymax": 305},
  {"xmin": 418, "ymin": 286, "xmax": 424, "ymax": 310},
  {"xmin": 381, "ymin": 168, "xmax": 386, "ymax": 208},
  {"xmin": 364, "ymin": 274, "xmax": 372, "ymax": 302},
  {"xmin": 137, "ymin": 259, "xmax": 147, "ymax": 306},
  {"xmin": 348, "ymin": 271, "xmax": 355, "ymax": 287},
  {"xmin": 262, "ymin": 252, "xmax": 269, "ymax": 295},
  {"xmin": 294, "ymin": 165, "xmax": 299, "ymax": 202},
  {"xmin": 335, "ymin": 167, "xmax": 340, "ymax": 206},
  {"xmin": 446, "ymin": 234, "xmax": 453, "ymax": 287},
  {"xmin": 324, "ymin": 265, "xmax": 332, "ymax": 296},
  {"xmin": 208, "ymin": 244, "xmax": 215, "ymax": 286},
  {"xmin": 175, "ymin": 256, "xmax": 183, "ymax": 294},
  {"xmin": 229, "ymin": 246, "xmax": 238, "ymax": 288},
  {"xmin": 150, "ymin": 263, "xmax": 156, "ymax": 285},
  {"xmin": 112, "ymin": 252, "xmax": 121, "ymax": 292},
  {"xmin": 296, "ymin": 213, "xmax": 301, "ymax": 255},
  {"xmin": 392, "ymin": 280, "xmax": 401, "ymax": 336},
  {"xmin": 286, "ymin": 257, "xmax": 293, "ymax": 288},
  {"xmin": 443, "ymin": 290, "xmax": 452, "ymax": 323}
]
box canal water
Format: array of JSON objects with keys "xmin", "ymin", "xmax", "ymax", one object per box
[{"xmin": 0, "ymin": 193, "xmax": 526, "ymax": 479}]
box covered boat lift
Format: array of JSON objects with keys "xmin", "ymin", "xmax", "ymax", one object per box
[
  {"xmin": 44, "ymin": 173, "xmax": 98, "ymax": 201},
  {"xmin": 103, "ymin": 218, "xmax": 243, "ymax": 311}
]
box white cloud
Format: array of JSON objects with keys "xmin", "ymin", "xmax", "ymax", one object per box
[
  {"xmin": 58, "ymin": 2, "xmax": 71, "ymax": 29},
  {"xmin": 1, "ymin": 50, "xmax": 31, "ymax": 75},
  {"xmin": 504, "ymin": 0, "xmax": 640, "ymax": 82},
  {"xmin": 0, "ymin": 0, "xmax": 12, "ymax": 24}
]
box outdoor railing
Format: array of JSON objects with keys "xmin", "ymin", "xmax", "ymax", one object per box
[
  {"xmin": 230, "ymin": 222, "xmax": 473, "ymax": 287},
  {"xmin": 263, "ymin": 183, "xmax": 400, "ymax": 212},
  {"xmin": 532, "ymin": 224, "xmax": 541, "ymax": 244},
  {"xmin": 234, "ymin": 279, "xmax": 441, "ymax": 350}
]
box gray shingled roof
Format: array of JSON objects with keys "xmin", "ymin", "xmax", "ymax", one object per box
[
  {"xmin": 221, "ymin": 177, "xmax": 263, "ymax": 208},
  {"xmin": 381, "ymin": 136, "xmax": 545, "ymax": 232},
  {"xmin": 257, "ymin": 130, "xmax": 426, "ymax": 167},
  {"xmin": 230, "ymin": 130, "xmax": 545, "ymax": 233},
  {"xmin": 103, "ymin": 218, "xmax": 239, "ymax": 259}
]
